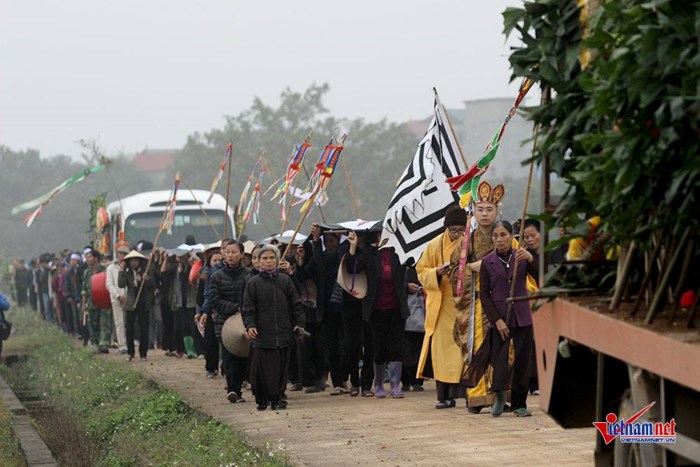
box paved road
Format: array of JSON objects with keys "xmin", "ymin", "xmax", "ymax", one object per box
[{"xmin": 103, "ymin": 351, "xmax": 595, "ymax": 466}]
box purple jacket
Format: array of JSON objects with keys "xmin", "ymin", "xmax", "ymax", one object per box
[{"xmin": 479, "ymin": 249, "xmax": 533, "ymax": 328}]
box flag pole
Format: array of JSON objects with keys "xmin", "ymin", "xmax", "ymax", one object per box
[
  {"xmin": 340, "ymin": 156, "xmax": 361, "ymax": 219},
  {"xmin": 302, "ymin": 164, "xmax": 327, "ymax": 224},
  {"xmin": 506, "ymin": 89, "xmax": 545, "ymax": 327},
  {"xmin": 435, "ymin": 88, "xmax": 469, "ymax": 169},
  {"xmin": 262, "ymin": 153, "xmax": 275, "ymax": 182},
  {"xmin": 181, "ymin": 176, "xmax": 222, "ymax": 240},
  {"xmin": 281, "ymin": 189, "xmax": 317, "ymax": 259},
  {"xmin": 282, "ymin": 133, "xmax": 346, "ymax": 258},
  {"xmin": 223, "ymin": 142, "xmax": 233, "ymax": 239},
  {"xmin": 279, "ymin": 166, "xmax": 300, "ymax": 235},
  {"xmin": 133, "ymin": 183, "xmax": 175, "ymax": 307}
]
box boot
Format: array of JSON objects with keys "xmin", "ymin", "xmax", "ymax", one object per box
[
  {"xmin": 184, "ymin": 336, "xmax": 197, "ymax": 359},
  {"xmin": 388, "ymin": 361, "xmax": 404, "ymax": 399},
  {"xmin": 373, "ymin": 363, "xmax": 387, "ymax": 398},
  {"xmin": 491, "ymin": 391, "xmax": 506, "ymax": 417}
]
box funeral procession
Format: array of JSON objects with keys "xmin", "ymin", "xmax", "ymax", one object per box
[{"xmin": 0, "ymin": 1, "xmax": 698, "ymax": 466}]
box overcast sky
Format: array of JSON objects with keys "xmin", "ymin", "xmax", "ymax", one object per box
[{"xmin": 1, "ymin": 0, "xmax": 525, "ymax": 159}]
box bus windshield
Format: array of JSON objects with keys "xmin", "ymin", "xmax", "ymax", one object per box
[{"xmin": 124, "ymin": 210, "xmax": 231, "ymax": 248}]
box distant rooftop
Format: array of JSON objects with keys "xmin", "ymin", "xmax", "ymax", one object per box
[{"xmin": 132, "ymin": 149, "xmax": 178, "ymax": 172}]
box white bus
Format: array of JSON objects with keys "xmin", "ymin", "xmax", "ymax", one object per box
[{"xmin": 107, "ymin": 190, "xmax": 235, "ymax": 254}]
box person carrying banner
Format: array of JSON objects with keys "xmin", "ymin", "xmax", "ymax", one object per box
[
  {"xmin": 448, "ymin": 180, "xmax": 505, "ymax": 413},
  {"xmin": 416, "ymin": 205, "xmax": 467, "ymax": 409},
  {"xmin": 119, "ymin": 250, "xmax": 155, "ymax": 361}
]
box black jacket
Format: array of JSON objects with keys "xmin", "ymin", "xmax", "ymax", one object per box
[
  {"xmin": 242, "ymin": 271, "xmax": 305, "ymax": 349},
  {"xmin": 299, "ymin": 239, "xmax": 346, "ymax": 319},
  {"xmin": 210, "ymin": 263, "xmax": 251, "ymax": 337},
  {"xmin": 346, "ymin": 246, "xmax": 409, "ymax": 322},
  {"xmin": 118, "ymin": 268, "xmax": 156, "ymax": 312}
]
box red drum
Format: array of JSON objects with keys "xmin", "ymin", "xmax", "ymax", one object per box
[
  {"xmin": 189, "ymin": 259, "xmax": 202, "ymax": 285},
  {"xmin": 91, "ymin": 271, "xmax": 112, "ymax": 309}
]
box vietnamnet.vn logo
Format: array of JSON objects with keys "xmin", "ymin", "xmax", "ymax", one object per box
[{"xmin": 593, "ymin": 402, "xmax": 676, "ymax": 444}]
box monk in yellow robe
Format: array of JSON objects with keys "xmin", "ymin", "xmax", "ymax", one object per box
[
  {"xmin": 416, "ymin": 205, "xmax": 467, "ymax": 409},
  {"xmin": 449, "ymin": 181, "xmax": 505, "ymax": 413}
]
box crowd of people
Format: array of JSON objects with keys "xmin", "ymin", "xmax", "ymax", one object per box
[{"xmin": 6, "ymin": 179, "xmax": 573, "ymax": 415}]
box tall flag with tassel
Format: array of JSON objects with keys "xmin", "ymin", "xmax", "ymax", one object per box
[
  {"xmin": 207, "ymin": 143, "xmax": 232, "ymax": 203},
  {"xmin": 382, "ymin": 90, "xmax": 467, "ymax": 265},
  {"xmin": 243, "ymin": 167, "xmax": 265, "ymax": 225},
  {"xmin": 237, "ymin": 155, "xmax": 263, "ymax": 216},
  {"xmin": 161, "ymin": 172, "xmax": 181, "ymax": 235},
  {"xmin": 446, "ymin": 78, "xmax": 533, "ymax": 205},
  {"xmin": 300, "ymin": 135, "xmax": 345, "ymax": 214},
  {"xmin": 12, "ymin": 164, "xmax": 106, "ymax": 227},
  {"xmin": 272, "ymin": 134, "xmax": 313, "ymax": 203}
]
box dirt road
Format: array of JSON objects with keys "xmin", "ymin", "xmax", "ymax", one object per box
[{"xmin": 103, "ymin": 351, "xmax": 594, "ymax": 466}]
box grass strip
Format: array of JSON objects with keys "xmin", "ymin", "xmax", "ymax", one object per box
[
  {"xmin": 2, "ymin": 309, "xmax": 289, "ymax": 466},
  {"xmin": 0, "ymin": 395, "xmax": 27, "ymax": 467}
]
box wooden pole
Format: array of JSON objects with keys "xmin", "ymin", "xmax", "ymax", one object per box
[
  {"xmin": 180, "ymin": 177, "xmax": 221, "ymax": 240},
  {"xmin": 609, "ymin": 241, "xmax": 637, "ymax": 310},
  {"xmin": 340, "ymin": 156, "xmax": 361, "ymax": 219},
  {"xmin": 302, "ymin": 163, "xmax": 327, "ymax": 224},
  {"xmin": 133, "ymin": 186, "xmax": 174, "ymax": 307},
  {"xmin": 281, "ymin": 189, "xmax": 318, "ymax": 259},
  {"xmin": 262, "ymin": 153, "xmax": 276, "ymax": 183},
  {"xmin": 223, "ymin": 142, "xmax": 233, "ymax": 239},
  {"xmin": 436, "ymin": 88, "xmax": 469, "ymax": 169},
  {"xmin": 669, "ymin": 237, "xmax": 694, "ymax": 324},
  {"xmin": 630, "ymin": 232, "xmax": 664, "ymax": 317},
  {"xmin": 279, "ymin": 170, "xmax": 300, "ymax": 235},
  {"xmin": 645, "ymin": 227, "xmax": 690, "ymax": 324},
  {"xmin": 505, "ymin": 89, "xmax": 545, "ymax": 325}
]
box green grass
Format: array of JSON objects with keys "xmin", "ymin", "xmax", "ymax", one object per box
[
  {"xmin": 0, "ymin": 396, "xmax": 26, "ymax": 467},
  {"xmin": 2, "ymin": 308, "xmax": 289, "ymax": 466}
]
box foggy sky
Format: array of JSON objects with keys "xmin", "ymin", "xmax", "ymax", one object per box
[{"xmin": 1, "ymin": 0, "xmax": 525, "ymax": 159}]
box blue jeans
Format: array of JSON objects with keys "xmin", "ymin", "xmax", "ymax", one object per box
[{"xmin": 41, "ymin": 293, "xmax": 54, "ymax": 322}]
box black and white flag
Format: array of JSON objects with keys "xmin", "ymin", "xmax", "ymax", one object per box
[{"xmin": 382, "ymin": 91, "xmax": 467, "ymax": 265}]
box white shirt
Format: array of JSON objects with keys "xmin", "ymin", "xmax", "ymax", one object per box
[{"xmin": 105, "ymin": 262, "xmax": 126, "ymax": 304}]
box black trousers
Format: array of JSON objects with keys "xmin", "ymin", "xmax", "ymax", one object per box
[
  {"xmin": 436, "ymin": 381, "xmax": 461, "ymax": 402},
  {"xmin": 172, "ymin": 306, "xmax": 188, "ymax": 353},
  {"xmin": 342, "ymin": 300, "xmax": 374, "ymax": 390},
  {"xmin": 203, "ymin": 315, "xmax": 219, "ymax": 373},
  {"xmin": 401, "ymin": 332, "xmax": 425, "ymax": 387},
  {"xmin": 16, "ymin": 286, "xmax": 27, "ymax": 307},
  {"xmin": 370, "ymin": 307, "xmax": 405, "ymax": 364},
  {"xmin": 302, "ymin": 322, "xmax": 325, "ymax": 387},
  {"xmin": 288, "ymin": 341, "xmax": 303, "ymax": 385},
  {"xmin": 250, "ymin": 346, "xmax": 291, "ymax": 405},
  {"xmin": 490, "ymin": 325, "xmax": 533, "ymax": 410},
  {"xmin": 323, "ymin": 312, "xmax": 344, "ymax": 388},
  {"xmin": 219, "ymin": 339, "xmax": 247, "ymax": 396},
  {"xmin": 29, "ymin": 289, "xmax": 38, "ymax": 311},
  {"xmin": 125, "ymin": 309, "xmax": 150, "ymax": 358},
  {"xmin": 161, "ymin": 301, "xmax": 174, "ymax": 351}
]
